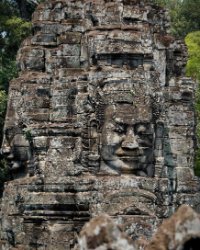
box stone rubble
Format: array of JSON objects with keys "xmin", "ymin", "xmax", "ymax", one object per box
[
  {"xmin": 74, "ymin": 214, "xmax": 136, "ymax": 250},
  {"xmin": 74, "ymin": 205, "xmax": 200, "ymax": 250},
  {"xmin": 147, "ymin": 205, "xmax": 200, "ymax": 250}
]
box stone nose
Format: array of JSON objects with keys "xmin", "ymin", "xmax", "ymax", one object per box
[
  {"xmin": 1, "ymin": 145, "xmax": 14, "ymax": 159},
  {"xmin": 2, "ymin": 145, "xmax": 11, "ymax": 154},
  {"xmin": 121, "ymin": 127, "xmax": 139, "ymax": 149}
]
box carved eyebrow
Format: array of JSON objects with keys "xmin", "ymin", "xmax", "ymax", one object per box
[
  {"xmin": 113, "ymin": 115, "xmax": 124, "ymax": 123},
  {"xmin": 113, "ymin": 114, "xmax": 136, "ymax": 124},
  {"xmin": 136, "ymin": 125, "xmax": 147, "ymax": 133},
  {"xmin": 113, "ymin": 123, "xmax": 126, "ymax": 133},
  {"xmin": 113, "ymin": 120, "xmax": 125, "ymax": 127},
  {"xmin": 135, "ymin": 122, "xmax": 150, "ymax": 126},
  {"xmin": 135, "ymin": 124, "xmax": 154, "ymax": 135}
]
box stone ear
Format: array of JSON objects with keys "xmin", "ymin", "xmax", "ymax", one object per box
[
  {"xmin": 87, "ymin": 119, "xmax": 100, "ymax": 171},
  {"xmin": 89, "ymin": 119, "xmax": 100, "ymax": 154}
]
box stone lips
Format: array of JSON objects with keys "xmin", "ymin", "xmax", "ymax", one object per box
[{"xmin": 0, "ymin": 0, "xmax": 199, "ymax": 249}]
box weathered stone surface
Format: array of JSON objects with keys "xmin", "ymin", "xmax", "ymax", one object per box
[
  {"xmin": 74, "ymin": 205, "xmax": 200, "ymax": 250},
  {"xmin": 0, "ymin": 0, "xmax": 199, "ymax": 249},
  {"xmin": 74, "ymin": 214, "xmax": 135, "ymax": 250},
  {"xmin": 147, "ymin": 205, "xmax": 200, "ymax": 250}
]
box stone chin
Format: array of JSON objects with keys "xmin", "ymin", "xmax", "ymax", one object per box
[
  {"xmin": 100, "ymin": 159, "xmax": 154, "ymax": 176},
  {"xmin": 100, "ymin": 145, "xmax": 153, "ymax": 176}
]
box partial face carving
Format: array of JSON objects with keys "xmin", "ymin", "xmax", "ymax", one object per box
[
  {"xmin": 2, "ymin": 130, "xmax": 32, "ymax": 171},
  {"xmin": 100, "ymin": 104, "xmax": 155, "ymax": 176}
]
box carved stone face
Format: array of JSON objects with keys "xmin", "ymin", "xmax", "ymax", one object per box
[
  {"xmin": 100, "ymin": 104, "xmax": 155, "ymax": 176},
  {"xmin": 2, "ymin": 131, "xmax": 31, "ymax": 171}
]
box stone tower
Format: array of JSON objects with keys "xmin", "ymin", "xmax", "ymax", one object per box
[{"xmin": 0, "ymin": 0, "xmax": 200, "ymax": 249}]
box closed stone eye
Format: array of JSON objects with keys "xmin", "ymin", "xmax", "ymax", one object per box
[
  {"xmin": 114, "ymin": 124, "xmax": 125, "ymax": 134},
  {"xmin": 138, "ymin": 139, "xmax": 152, "ymax": 147},
  {"xmin": 136, "ymin": 124, "xmax": 147, "ymax": 134}
]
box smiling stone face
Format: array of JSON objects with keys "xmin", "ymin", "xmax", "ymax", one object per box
[
  {"xmin": 1, "ymin": 128, "xmax": 33, "ymax": 177},
  {"xmin": 100, "ymin": 104, "xmax": 155, "ymax": 176},
  {"xmin": 0, "ymin": 1, "xmax": 198, "ymax": 249}
]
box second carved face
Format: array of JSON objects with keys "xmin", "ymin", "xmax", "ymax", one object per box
[{"xmin": 100, "ymin": 104, "xmax": 155, "ymax": 176}]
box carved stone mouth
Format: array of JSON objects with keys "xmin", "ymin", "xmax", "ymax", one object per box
[
  {"xmin": 115, "ymin": 148, "xmax": 146, "ymax": 156},
  {"xmin": 121, "ymin": 168, "xmax": 147, "ymax": 176},
  {"xmin": 116, "ymin": 151, "xmax": 143, "ymax": 157},
  {"xmin": 118, "ymin": 156, "xmax": 141, "ymax": 161},
  {"xmin": 120, "ymin": 164, "xmax": 147, "ymax": 175}
]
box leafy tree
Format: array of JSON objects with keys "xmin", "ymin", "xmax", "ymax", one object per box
[
  {"xmin": 154, "ymin": 0, "xmax": 200, "ymax": 38},
  {"xmin": 168, "ymin": 0, "xmax": 188, "ymax": 38},
  {"xmin": 185, "ymin": 31, "xmax": 200, "ymax": 176},
  {"xmin": 0, "ymin": 0, "xmax": 32, "ymax": 91},
  {"xmin": 153, "ymin": 0, "xmax": 185, "ymax": 37},
  {"xmin": 180, "ymin": 0, "xmax": 200, "ymax": 37},
  {"xmin": 185, "ymin": 32, "xmax": 200, "ymax": 80}
]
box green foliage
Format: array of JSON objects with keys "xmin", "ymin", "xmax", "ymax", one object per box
[
  {"xmin": 185, "ymin": 31, "xmax": 200, "ymax": 176},
  {"xmin": 3, "ymin": 17, "xmax": 32, "ymax": 58},
  {"xmin": 153, "ymin": 0, "xmax": 200, "ymax": 38},
  {"xmin": 0, "ymin": 1, "xmax": 32, "ymax": 91},
  {"xmin": 152, "ymin": 0, "xmax": 184, "ymax": 37},
  {"xmin": 185, "ymin": 32, "xmax": 200, "ymax": 80},
  {"xmin": 169, "ymin": 1, "xmax": 188, "ymax": 38},
  {"xmin": 0, "ymin": 90, "xmax": 7, "ymax": 120},
  {"xmin": 0, "ymin": 17, "xmax": 32, "ymax": 63},
  {"xmin": 0, "ymin": 60, "xmax": 18, "ymax": 91},
  {"xmin": 180, "ymin": 0, "xmax": 200, "ymax": 37}
]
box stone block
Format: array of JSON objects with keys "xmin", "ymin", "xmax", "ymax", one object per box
[
  {"xmin": 25, "ymin": 111, "xmax": 49, "ymax": 122},
  {"xmin": 123, "ymin": 5, "xmax": 148, "ymax": 22},
  {"xmin": 33, "ymin": 136, "xmax": 48, "ymax": 149},
  {"xmin": 0, "ymin": 1, "xmax": 198, "ymax": 249},
  {"xmin": 46, "ymin": 44, "xmax": 80, "ymax": 57},
  {"xmin": 18, "ymin": 56, "xmax": 45, "ymax": 71},
  {"xmin": 176, "ymin": 167, "xmax": 194, "ymax": 182},
  {"xmin": 31, "ymin": 33, "xmax": 57, "ymax": 45},
  {"xmin": 19, "ymin": 47, "xmax": 44, "ymax": 58},
  {"xmin": 58, "ymin": 32, "xmax": 82, "ymax": 44},
  {"xmin": 46, "ymin": 56, "xmax": 80, "ymax": 72}
]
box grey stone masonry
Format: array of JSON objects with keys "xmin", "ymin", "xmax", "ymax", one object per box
[{"xmin": 0, "ymin": 0, "xmax": 199, "ymax": 249}]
